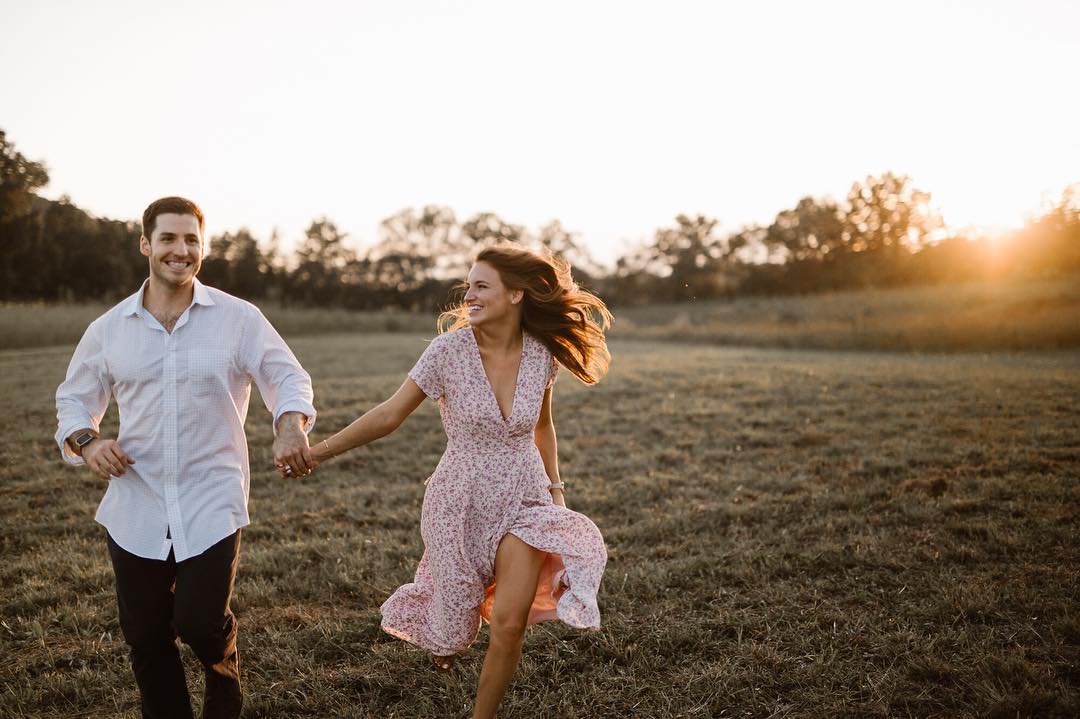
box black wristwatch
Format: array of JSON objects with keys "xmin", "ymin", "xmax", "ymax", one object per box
[{"xmin": 74, "ymin": 431, "xmax": 96, "ymax": 453}]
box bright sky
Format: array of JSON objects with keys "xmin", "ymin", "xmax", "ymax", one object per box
[{"xmin": 3, "ymin": 0, "xmax": 1078, "ymax": 266}]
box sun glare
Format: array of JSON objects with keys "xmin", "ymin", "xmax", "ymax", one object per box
[{"xmin": 932, "ymin": 175, "xmax": 1058, "ymax": 240}]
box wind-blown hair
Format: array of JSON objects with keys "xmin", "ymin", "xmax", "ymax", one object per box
[{"xmin": 439, "ymin": 244, "xmax": 612, "ymax": 384}]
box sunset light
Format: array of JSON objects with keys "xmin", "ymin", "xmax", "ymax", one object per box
[
  {"xmin": 2, "ymin": 1, "xmax": 1077, "ymax": 265},
  {"xmin": 4, "ymin": 3, "xmax": 1080, "ymax": 717}
]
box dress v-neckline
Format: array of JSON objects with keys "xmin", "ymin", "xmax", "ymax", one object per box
[{"xmin": 469, "ymin": 327, "xmax": 526, "ymax": 424}]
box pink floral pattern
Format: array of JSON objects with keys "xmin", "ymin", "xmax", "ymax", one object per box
[{"xmin": 380, "ymin": 327, "xmax": 607, "ymax": 656}]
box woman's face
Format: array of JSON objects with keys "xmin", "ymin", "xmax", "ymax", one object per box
[{"xmin": 464, "ymin": 261, "xmax": 522, "ymax": 327}]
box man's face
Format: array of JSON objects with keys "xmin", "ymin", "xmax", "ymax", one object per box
[{"xmin": 140, "ymin": 213, "xmax": 203, "ymax": 289}]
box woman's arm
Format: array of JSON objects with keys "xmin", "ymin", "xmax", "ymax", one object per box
[
  {"xmin": 534, "ymin": 386, "xmax": 565, "ymax": 507},
  {"xmin": 311, "ymin": 377, "xmax": 428, "ymax": 464}
]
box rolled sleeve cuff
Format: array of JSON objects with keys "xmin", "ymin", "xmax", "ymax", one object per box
[
  {"xmin": 272, "ymin": 403, "xmax": 317, "ymax": 436},
  {"xmin": 56, "ymin": 418, "xmax": 96, "ymax": 466}
]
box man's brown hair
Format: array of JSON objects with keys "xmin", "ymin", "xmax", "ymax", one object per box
[{"xmin": 141, "ymin": 196, "xmax": 205, "ymax": 240}]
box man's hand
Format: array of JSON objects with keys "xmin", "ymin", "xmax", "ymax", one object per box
[
  {"xmin": 274, "ymin": 412, "xmax": 317, "ymax": 478},
  {"xmin": 83, "ymin": 439, "xmax": 135, "ymax": 481}
]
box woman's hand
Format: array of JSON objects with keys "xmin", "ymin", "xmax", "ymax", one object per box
[
  {"xmin": 550, "ymin": 488, "xmax": 566, "ymax": 507},
  {"xmin": 310, "ymin": 439, "xmax": 333, "ymax": 464}
]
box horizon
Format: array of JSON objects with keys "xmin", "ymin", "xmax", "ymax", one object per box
[{"xmin": 3, "ymin": 0, "xmax": 1078, "ymax": 267}]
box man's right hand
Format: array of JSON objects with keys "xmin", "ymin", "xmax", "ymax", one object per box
[{"xmin": 82, "ymin": 439, "xmax": 135, "ymax": 481}]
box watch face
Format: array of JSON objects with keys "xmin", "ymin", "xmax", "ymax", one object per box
[{"xmin": 76, "ymin": 432, "xmax": 94, "ymax": 447}]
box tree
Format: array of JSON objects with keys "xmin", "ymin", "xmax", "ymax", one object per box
[
  {"xmin": 535, "ymin": 220, "xmax": 603, "ymax": 281},
  {"xmin": 611, "ymin": 240, "xmax": 661, "ymax": 305},
  {"xmin": 460, "ymin": 212, "xmax": 524, "ymax": 247},
  {"xmin": 0, "ymin": 129, "xmax": 49, "ymax": 223},
  {"xmin": 765, "ymin": 196, "xmax": 847, "ymax": 262},
  {"xmin": 261, "ymin": 227, "xmax": 288, "ymax": 302},
  {"xmin": 646, "ymin": 214, "xmax": 739, "ymax": 301},
  {"xmin": 375, "ymin": 205, "xmax": 463, "ymax": 283},
  {"xmin": 1008, "ymin": 183, "xmax": 1080, "ymax": 275},
  {"xmin": 843, "ymin": 173, "xmax": 941, "ymax": 253},
  {"xmin": 291, "ymin": 218, "xmax": 354, "ymax": 305},
  {"xmin": 0, "ymin": 130, "xmax": 50, "ymax": 299},
  {"xmin": 200, "ymin": 229, "xmax": 267, "ymax": 299}
]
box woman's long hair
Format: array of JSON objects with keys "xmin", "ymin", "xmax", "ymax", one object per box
[{"xmin": 439, "ymin": 244, "xmax": 612, "ymax": 384}]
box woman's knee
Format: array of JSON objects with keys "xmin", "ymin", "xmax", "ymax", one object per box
[{"xmin": 488, "ymin": 612, "xmax": 528, "ymax": 648}]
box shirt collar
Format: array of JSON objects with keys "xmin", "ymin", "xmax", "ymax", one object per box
[
  {"xmin": 120, "ymin": 280, "xmax": 149, "ymax": 318},
  {"xmin": 121, "ymin": 278, "xmax": 215, "ymax": 318},
  {"xmin": 191, "ymin": 278, "xmax": 215, "ymax": 307}
]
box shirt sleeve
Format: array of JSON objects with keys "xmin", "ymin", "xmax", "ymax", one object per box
[
  {"xmin": 55, "ymin": 319, "xmax": 111, "ymax": 465},
  {"xmin": 239, "ymin": 306, "xmax": 317, "ymax": 435},
  {"xmin": 408, "ymin": 335, "xmax": 445, "ymax": 401}
]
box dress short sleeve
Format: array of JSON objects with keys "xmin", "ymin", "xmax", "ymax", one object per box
[
  {"xmin": 409, "ymin": 335, "xmax": 445, "ymax": 400},
  {"xmin": 545, "ymin": 354, "xmax": 559, "ymax": 390}
]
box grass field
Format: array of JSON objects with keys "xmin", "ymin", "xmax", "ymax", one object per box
[
  {"xmin": 4, "ymin": 273, "xmax": 1079, "ymax": 353},
  {"xmin": 1, "ymin": 333, "xmax": 1078, "ymax": 717},
  {"xmin": 615, "ymin": 273, "xmax": 1080, "ymax": 352},
  {"xmin": 0, "ymin": 303, "xmax": 435, "ymax": 351}
]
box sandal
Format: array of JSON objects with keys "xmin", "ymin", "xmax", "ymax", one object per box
[{"xmin": 432, "ymin": 654, "xmax": 456, "ymax": 672}]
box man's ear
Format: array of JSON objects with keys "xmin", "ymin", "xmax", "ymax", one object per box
[{"xmin": 139, "ymin": 235, "xmax": 151, "ymax": 258}]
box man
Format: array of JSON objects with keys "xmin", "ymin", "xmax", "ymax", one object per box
[{"xmin": 55, "ymin": 196, "xmax": 317, "ymax": 719}]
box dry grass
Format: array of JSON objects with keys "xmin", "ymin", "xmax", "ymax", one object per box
[
  {"xmin": 1, "ymin": 334, "xmax": 1078, "ymax": 717},
  {"xmin": 0, "ymin": 303, "xmax": 433, "ymax": 351},
  {"xmin": 612, "ymin": 273, "xmax": 1080, "ymax": 352},
  {"xmin": 3, "ymin": 273, "xmax": 1079, "ymax": 354}
]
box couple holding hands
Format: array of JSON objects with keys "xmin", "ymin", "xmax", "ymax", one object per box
[{"xmin": 55, "ymin": 196, "xmax": 611, "ymax": 718}]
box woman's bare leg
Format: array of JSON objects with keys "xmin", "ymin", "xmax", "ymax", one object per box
[{"xmin": 472, "ymin": 534, "xmax": 546, "ymax": 719}]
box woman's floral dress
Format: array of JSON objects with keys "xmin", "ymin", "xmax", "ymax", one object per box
[{"xmin": 380, "ymin": 327, "xmax": 607, "ymax": 656}]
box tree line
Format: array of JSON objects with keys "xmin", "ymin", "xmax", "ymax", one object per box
[{"xmin": 2, "ymin": 128, "xmax": 1077, "ymax": 310}]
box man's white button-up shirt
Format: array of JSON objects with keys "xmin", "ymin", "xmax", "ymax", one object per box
[{"xmin": 55, "ymin": 279, "xmax": 316, "ymax": 561}]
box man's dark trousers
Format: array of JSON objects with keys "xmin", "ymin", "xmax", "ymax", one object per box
[{"xmin": 107, "ymin": 530, "xmax": 243, "ymax": 719}]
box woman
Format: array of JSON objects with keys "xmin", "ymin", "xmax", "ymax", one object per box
[{"xmin": 309, "ymin": 243, "xmax": 611, "ymax": 718}]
